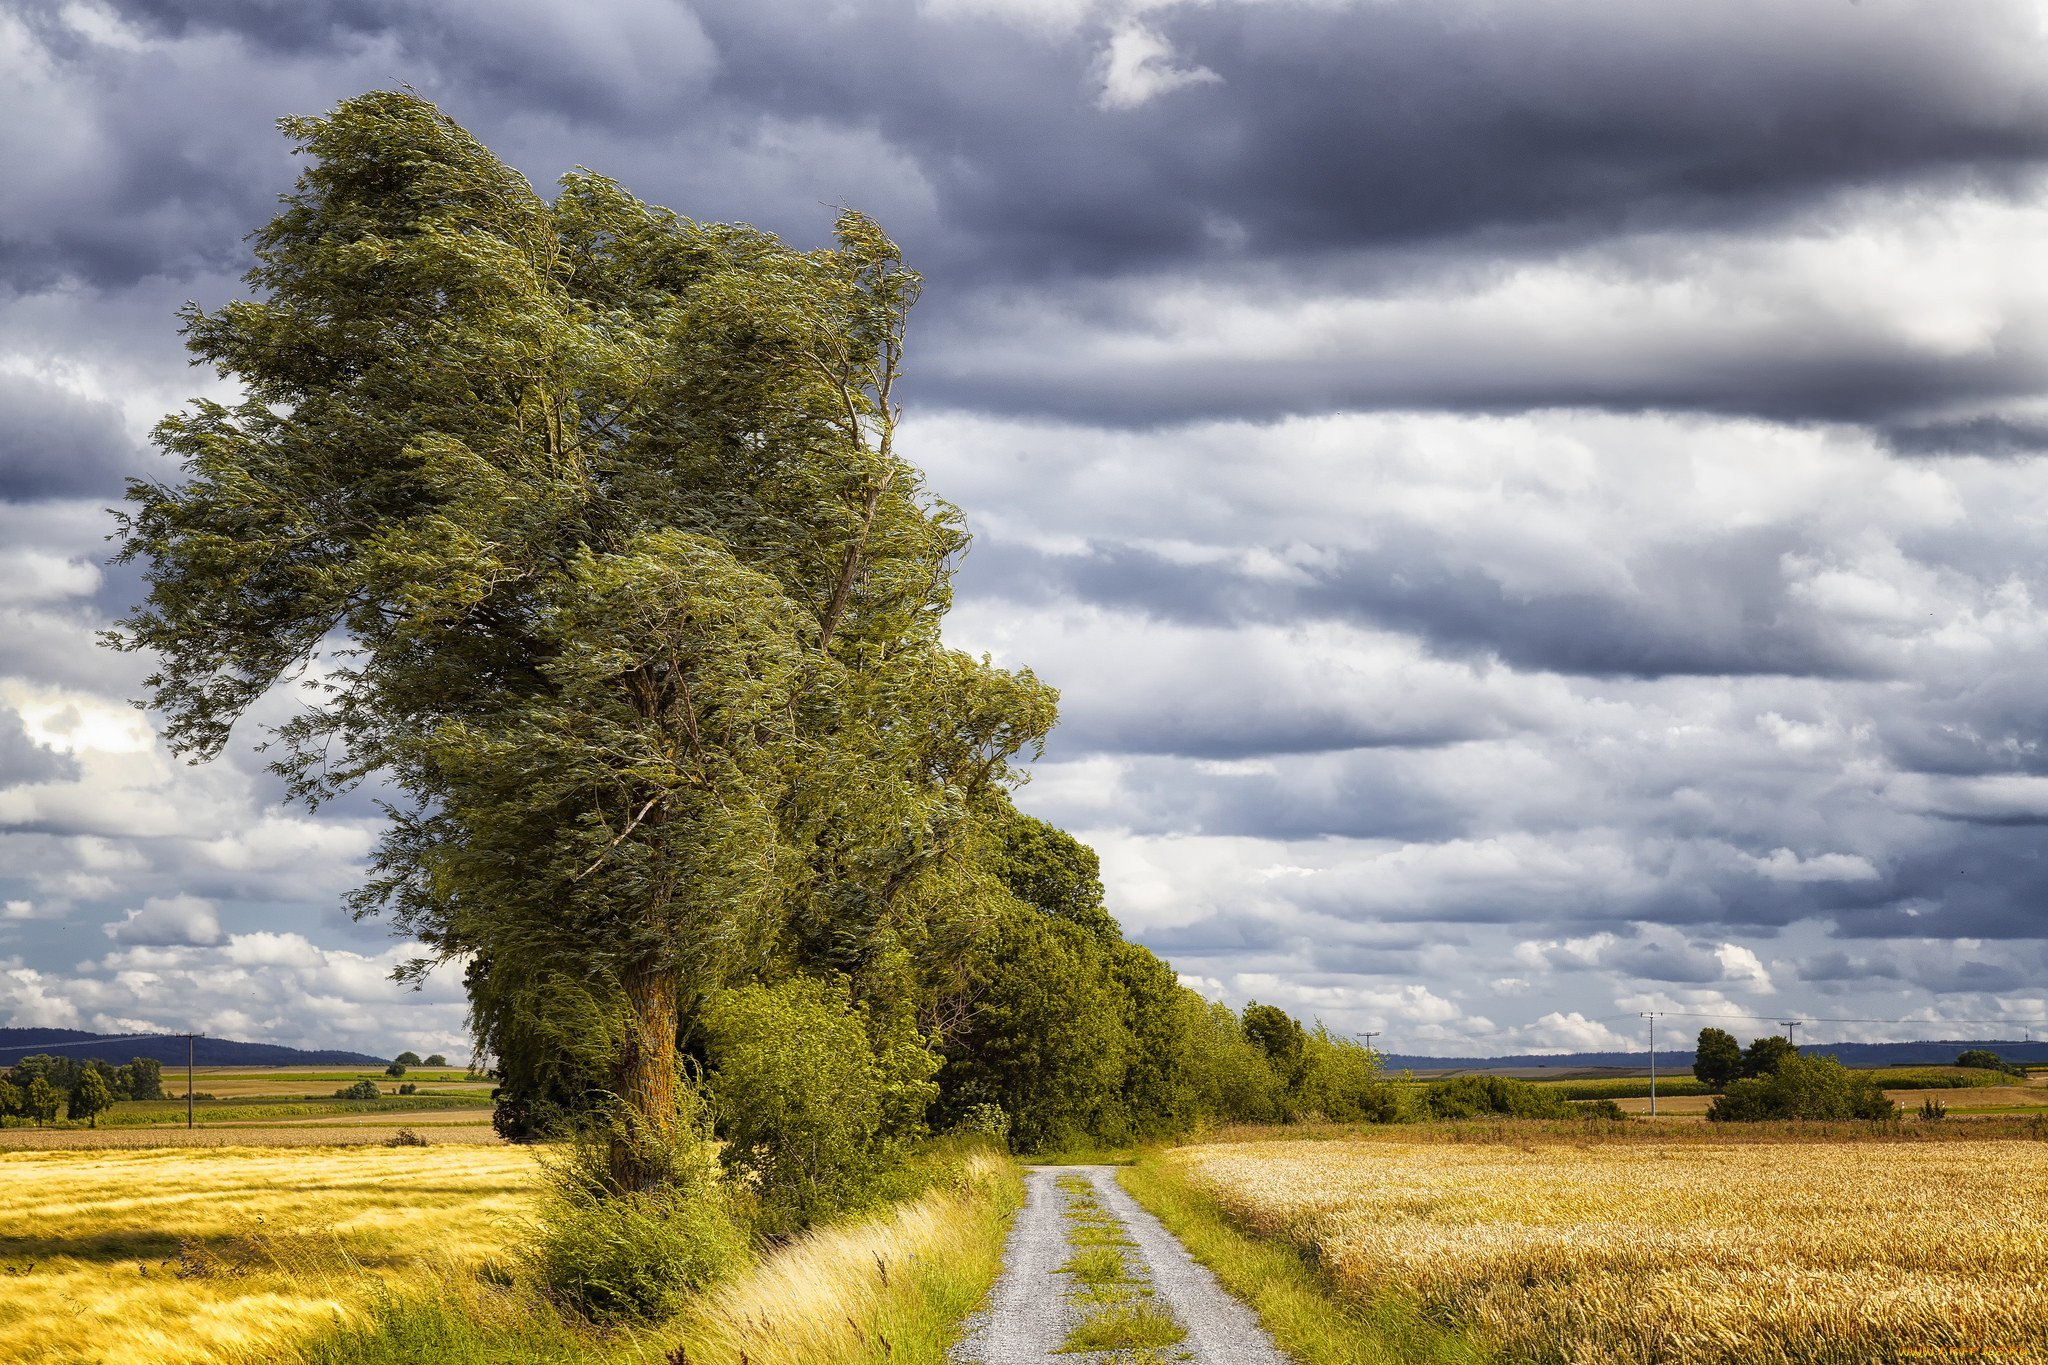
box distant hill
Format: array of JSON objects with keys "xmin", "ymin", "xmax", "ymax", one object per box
[
  {"xmin": 0, "ymin": 1028, "xmax": 387, "ymax": 1068},
  {"xmin": 1386, "ymin": 1038, "xmax": 2048, "ymax": 1073}
]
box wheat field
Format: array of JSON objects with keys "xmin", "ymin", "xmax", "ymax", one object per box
[
  {"xmin": 0, "ymin": 1145, "xmax": 537, "ymax": 1364},
  {"xmin": 1164, "ymin": 1136, "xmax": 2048, "ymax": 1364}
]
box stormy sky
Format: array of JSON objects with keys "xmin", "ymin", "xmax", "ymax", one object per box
[{"xmin": 2, "ymin": 0, "xmax": 2046, "ymax": 1057}]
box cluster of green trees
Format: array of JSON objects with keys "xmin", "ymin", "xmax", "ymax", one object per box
[
  {"xmin": 0, "ymin": 1055, "xmax": 164, "ymax": 1128},
  {"xmin": 1692, "ymin": 1029, "xmax": 1896, "ymax": 1122},
  {"xmin": 1956, "ymin": 1049, "xmax": 2025, "ymax": 1077},
  {"xmin": 384, "ymin": 1051, "xmax": 452, "ymax": 1078}
]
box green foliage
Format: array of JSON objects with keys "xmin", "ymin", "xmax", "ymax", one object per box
[
  {"xmin": 1423, "ymin": 1075, "xmax": 1577, "ymax": 1120},
  {"xmin": 423, "ymin": 1054, "xmax": 449, "ymax": 1068},
  {"xmin": 938, "ymin": 908, "xmax": 1127, "ymax": 1153},
  {"xmin": 109, "ymin": 88, "xmax": 1058, "ymax": 1186},
  {"xmin": 398, "ymin": 1082, "xmax": 417, "ymax": 1096},
  {"xmin": 384, "ymin": 1061, "xmax": 407, "ymax": 1078},
  {"xmin": 950, "ymin": 1103, "xmax": 1011, "ymax": 1144},
  {"xmin": 122, "ymin": 1057, "xmax": 165, "ymax": 1101},
  {"xmin": 24, "ymin": 1076, "xmax": 58, "ymax": 1126},
  {"xmin": 394, "ymin": 1052, "xmax": 422, "ymax": 1067},
  {"xmin": 1297, "ymin": 1028, "xmax": 1400, "ymax": 1123},
  {"xmin": 1707, "ymin": 1054, "xmax": 1900, "ymax": 1122},
  {"xmin": 0, "ymin": 1078, "xmax": 18, "ymax": 1122},
  {"xmin": 66, "ymin": 1068, "xmax": 113, "ymax": 1126},
  {"xmin": 526, "ymin": 1126, "xmax": 748, "ymax": 1323},
  {"xmin": 1957, "ymin": 1049, "xmax": 2023, "ymax": 1077},
  {"xmin": 1693, "ymin": 1027, "xmax": 1742, "ymax": 1089},
  {"xmin": 1180, "ymin": 996, "xmax": 1286, "ymax": 1125},
  {"xmin": 1920, "ymin": 1096, "xmax": 1948, "ymax": 1121},
  {"xmin": 336, "ymin": 1080, "xmax": 383, "ymax": 1101},
  {"xmin": 1242, "ymin": 1003, "xmax": 1309, "ymax": 1089},
  {"xmin": 992, "ymin": 812, "xmax": 1117, "ymax": 939},
  {"xmin": 1741, "ymin": 1035, "xmax": 1799, "ymax": 1078},
  {"xmin": 702, "ymin": 977, "xmax": 940, "ymax": 1236}
]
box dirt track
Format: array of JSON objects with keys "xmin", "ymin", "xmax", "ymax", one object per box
[{"xmin": 950, "ymin": 1164, "xmax": 1291, "ymax": 1364}]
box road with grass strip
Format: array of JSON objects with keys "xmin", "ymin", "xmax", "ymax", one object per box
[{"xmin": 950, "ymin": 1165, "xmax": 1292, "ymax": 1364}]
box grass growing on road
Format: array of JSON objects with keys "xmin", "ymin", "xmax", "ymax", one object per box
[
  {"xmin": 1120, "ymin": 1153, "xmax": 1490, "ymax": 1365},
  {"xmin": 1053, "ymin": 1171, "xmax": 1186, "ymax": 1358}
]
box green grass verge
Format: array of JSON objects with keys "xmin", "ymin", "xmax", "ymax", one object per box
[{"xmin": 1118, "ymin": 1154, "xmax": 1491, "ymax": 1365}]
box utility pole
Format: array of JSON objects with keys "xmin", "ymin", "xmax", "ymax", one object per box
[
  {"xmin": 186, "ymin": 1033, "xmax": 195, "ymax": 1131},
  {"xmin": 1782, "ymin": 1020, "xmax": 1801, "ymax": 1051},
  {"xmin": 1357, "ymin": 1030, "xmax": 1380, "ymax": 1057},
  {"xmin": 1641, "ymin": 1012, "xmax": 1659, "ymax": 1115}
]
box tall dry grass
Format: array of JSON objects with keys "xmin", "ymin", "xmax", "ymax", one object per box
[
  {"xmin": 1166, "ymin": 1136, "xmax": 2048, "ymax": 1364},
  {"xmin": 0, "ymin": 1145, "xmax": 537, "ymax": 1364}
]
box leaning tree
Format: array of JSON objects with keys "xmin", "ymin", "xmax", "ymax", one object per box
[{"xmin": 111, "ymin": 91, "xmax": 1056, "ymax": 1188}]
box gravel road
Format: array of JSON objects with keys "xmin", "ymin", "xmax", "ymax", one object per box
[{"xmin": 950, "ymin": 1164, "xmax": 1293, "ymax": 1364}]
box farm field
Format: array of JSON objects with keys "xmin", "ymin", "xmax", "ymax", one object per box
[
  {"xmin": 1150, "ymin": 1132, "xmax": 2048, "ymax": 1363},
  {"xmin": 0, "ymin": 1144, "xmax": 537, "ymax": 1364},
  {"xmin": 0, "ymin": 1067, "xmax": 497, "ymax": 1141}
]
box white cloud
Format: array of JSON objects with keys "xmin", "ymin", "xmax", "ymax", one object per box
[
  {"xmin": 1747, "ymin": 848, "xmax": 1882, "ymax": 883},
  {"xmin": 104, "ymin": 893, "xmax": 222, "ymax": 946},
  {"xmin": 1095, "ymin": 20, "xmax": 1220, "ymax": 109}
]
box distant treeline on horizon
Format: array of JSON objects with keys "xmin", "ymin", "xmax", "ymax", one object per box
[
  {"xmin": 0, "ymin": 1028, "xmax": 388, "ymax": 1068},
  {"xmin": 1385, "ymin": 1038, "xmax": 2048, "ymax": 1071}
]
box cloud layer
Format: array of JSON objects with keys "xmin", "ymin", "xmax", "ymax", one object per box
[{"xmin": 2, "ymin": 0, "xmax": 2045, "ymax": 1054}]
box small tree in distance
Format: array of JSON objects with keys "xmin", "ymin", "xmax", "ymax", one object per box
[
  {"xmin": 67, "ymin": 1068, "xmax": 113, "ymax": 1127},
  {"xmin": 423, "ymin": 1054, "xmax": 448, "ymax": 1068},
  {"xmin": 1693, "ymin": 1028, "xmax": 1742, "ymax": 1089},
  {"xmin": 385, "ymin": 1061, "xmax": 408, "ymax": 1078},
  {"xmin": 394, "ymin": 1051, "xmax": 422, "ymax": 1068},
  {"xmin": 25, "ymin": 1076, "xmax": 59, "ymax": 1126}
]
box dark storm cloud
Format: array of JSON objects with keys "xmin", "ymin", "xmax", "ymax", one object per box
[
  {"xmin": 1881, "ymin": 417, "xmax": 2048, "ymax": 459},
  {"xmin": 968, "ymin": 535, "xmax": 1881, "ymax": 682},
  {"xmin": 0, "ymin": 376, "xmax": 144, "ymax": 501},
  {"xmin": 0, "ymin": 708, "xmax": 78, "ymax": 787}
]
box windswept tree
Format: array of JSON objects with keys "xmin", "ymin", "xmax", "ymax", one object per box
[{"xmin": 111, "ymin": 91, "xmax": 1056, "ymax": 1189}]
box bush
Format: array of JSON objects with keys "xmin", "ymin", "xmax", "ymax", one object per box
[
  {"xmin": 397, "ymin": 1082, "xmax": 417, "ymax": 1096},
  {"xmin": 386, "ymin": 1128, "xmax": 430, "ymax": 1147},
  {"xmin": 951, "ymin": 1103, "xmax": 1011, "ymax": 1144},
  {"xmin": 526, "ymin": 1125, "xmax": 747, "ymax": 1323},
  {"xmin": 1707, "ymin": 1054, "xmax": 1898, "ymax": 1122},
  {"xmin": 1576, "ymin": 1099, "xmax": 1629, "ymax": 1121},
  {"xmin": 423, "ymin": 1054, "xmax": 448, "ymax": 1068},
  {"xmin": 335, "ymin": 1080, "xmax": 382, "ymax": 1101},
  {"xmin": 703, "ymin": 976, "xmax": 940, "ymax": 1236},
  {"xmin": 1423, "ymin": 1075, "xmax": 1577, "ymax": 1120},
  {"xmin": 384, "ymin": 1061, "xmax": 408, "ymax": 1078}
]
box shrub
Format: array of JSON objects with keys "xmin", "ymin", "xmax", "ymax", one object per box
[
  {"xmin": 386, "ymin": 1128, "xmax": 430, "ymax": 1147},
  {"xmin": 702, "ymin": 976, "xmax": 940, "ymax": 1236},
  {"xmin": 952, "ymin": 1103, "xmax": 1012, "ymax": 1144},
  {"xmin": 335, "ymin": 1080, "xmax": 382, "ymax": 1101},
  {"xmin": 1920, "ymin": 1097, "xmax": 1948, "ymax": 1121},
  {"xmin": 393, "ymin": 1051, "xmax": 422, "ymax": 1067},
  {"xmin": 384, "ymin": 1061, "xmax": 408, "ymax": 1078},
  {"xmin": 1577, "ymin": 1099, "xmax": 1629, "ymax": 1121},
  {"xmin": 1707, "ymin": 1054, "xmax": 1898, "ymax": 1122},
  {"xmin": 1423, "ymin": 1075, "xmax": 1576, "ymax": 1120},
  {"xmin": 423, "ymin": 1054, "xmax": 448, "ymax": 1068},
  {"xmin": 397, "ymin": 1082, "xmax": 417, "ymax": 1096},
  {"xmin": 526, "ymin": 1125, "xmax": 747, "ymax": 1322}
]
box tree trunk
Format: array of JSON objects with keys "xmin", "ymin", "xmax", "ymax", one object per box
[{"xmin": 609, "ymin": 957, "xmax": 680, "ymax": 1192}]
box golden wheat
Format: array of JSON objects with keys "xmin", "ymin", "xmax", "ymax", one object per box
[
  {"xmin": 0, "ymin": 1144, "xmax": 536, "ymax": 1364},
  {"xmin": 1167, "ymin": 1137, "xmax": 2048, "ymax": 1364}
]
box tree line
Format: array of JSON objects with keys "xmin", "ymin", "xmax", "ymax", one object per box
[{"xmin": 0, "ymin": 1055, "xmax": 164, "ymax": 1128}]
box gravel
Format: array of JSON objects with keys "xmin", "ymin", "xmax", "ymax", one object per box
[{"xmin": 950, "ymin": 1164, "xmax": 1294, "ymax": 1364}]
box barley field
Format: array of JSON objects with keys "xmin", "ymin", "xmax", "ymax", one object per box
[
  {"xmin": 0, "ymin": 1144, "xmax": 537, "ymax": 1364},
  {"xmin": 1162, "ymin": 1135, "xmax": 2048, "ymax": 1364}
]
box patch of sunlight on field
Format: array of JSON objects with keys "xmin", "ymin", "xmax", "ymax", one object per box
[
  {"xmin": 1170, "ymin": 1136, "xmax": 2048, "ymax": 1365},
  {"xmin": 0, "ymin": 1144, "xmax": 537, "ymax": 1364}
]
